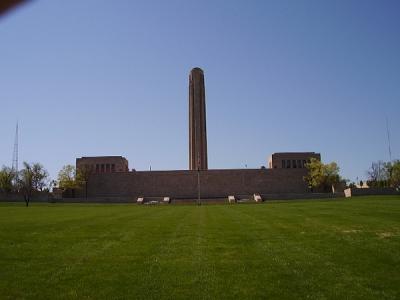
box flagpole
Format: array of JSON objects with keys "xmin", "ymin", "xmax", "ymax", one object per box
[{"xmin": 197, "ymin": 153, "xmax": 201, "ymax": 205}]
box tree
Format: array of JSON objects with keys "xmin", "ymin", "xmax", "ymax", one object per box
[
  {"xmin": 18, "ymin": 162, "xmax": 49, "ymax": 207},
  {"xmin": 388, "ymin": 160, "xmax": 400, "ymax": 189},
  {"xmin": 57, "ymin": 165, "xmax": 78, "ymax": 189},
  {"xmin": 31, "ymin": 163, "xmax": 49, "ymax": 191},
  {"xmin": 324, "ymin": 162, "xmax": 341, "ymax": 193},
  {"xmin": 367, "ymin": 161, "xmax": 389, "ymax": 187},
  {"xmin": 18, "ymin": 162, "xmax": 34, "ymax": 207},
  {"xmin": 57, "ymin": 164, "xmax": 93, "ymax": 198},
  {"xmin": 303, "ymin": 158, "xmax": 324, "ymax": 191},
  {"xmin": 365, "ymin": 160, "xmax": 400, "ymax": 188},
  {"xmin": 76, "ymin": 164, "xmax": 93, "ymax": 199},
  {"xmin": 0, "ymin": 166, "xmax": 15, "ymax": 193},
  {"xmin": 304, "ymin": 158, "xmax": 341, "ymax": 193}
]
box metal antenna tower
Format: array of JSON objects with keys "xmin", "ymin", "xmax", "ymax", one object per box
[
  {"xmin": 12, "ymin": 122, "xmax": 19, "ymax": 177},
  {"xmin": 385, "ymin": 116, "xmax": 392, "ymax": 162}
]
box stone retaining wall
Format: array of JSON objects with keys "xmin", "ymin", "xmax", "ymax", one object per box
[
  {"xmin": 80, "ymin": 168, "xmax": 310, "ymax": 199},
  {"xmin": 349, "ymin": 188, "xmax": 399, "ymax": 196}
]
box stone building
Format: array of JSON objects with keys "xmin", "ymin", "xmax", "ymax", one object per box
[
  {"xmin": 73, "ymin": 69, "xmax": 323, "ymax": 202},
  {"xmin": 76, "ymin": 156, "xmax": 129, "ymax": 173},
  {"xmin": 268, "ymin": 152, "xmax": 321, "ymax": 169}
]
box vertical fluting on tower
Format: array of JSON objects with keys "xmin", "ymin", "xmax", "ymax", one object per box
[{"xmin": 189, "ymin": 67, "xmax": 208, "ymax": 170}]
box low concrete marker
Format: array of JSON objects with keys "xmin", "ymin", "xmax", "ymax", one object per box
[
  {"xmin": 228, "ymin": 195, "xmax": 236, "ymax": 204},
  {"xmin": 254, "ymin": 194, "xmax": 262, "ymax": 202}
]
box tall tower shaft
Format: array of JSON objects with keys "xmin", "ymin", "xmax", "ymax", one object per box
[{"xmin": 189, "ymin": 67, "xmax": 208, "ymax": 170}]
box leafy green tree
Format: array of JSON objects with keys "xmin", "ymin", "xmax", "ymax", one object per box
[
  {"xmin": 57, "ymin": 165, "xmax": 78, "ymax": 189},
  {"xmin": 303, "ymin": 158, "xmax": 324, "ymax": 191},
  {"xmin": 304, "ymin": 158, "xmax": 341, "ymax": 193},
  {"xmin": 31, "ymin": 163, "xmax": 49, "ymax": 191},
  {"xmin": 324, "ymin": 162, "xmax": 341, "ymax": 193},
  {"xmin": 58, "ymin": 164, "xmax": 93, "ymax": 198},
  {"xmin": 0, "ymin": 166, "xmax": 15, "ymax": 193}
]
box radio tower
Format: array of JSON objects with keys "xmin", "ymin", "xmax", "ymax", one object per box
[
  {"xmin": 12, "ymin": 122, "xmax": 19, "ymax": 180},
  {"xmin": 386, "ymin": 116, "xmax": 392, "ymax": 162}
]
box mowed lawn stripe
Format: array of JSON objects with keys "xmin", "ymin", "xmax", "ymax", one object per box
[
  {"xmin": 0, "ymin": 197, "xmax": 399, "ymax": 299},
  {"xmin": 213, "ymin": 200, "xmax": 399, "ymax": 299},
  {"xmin": 0, "ymin": 204, "xmax": 185, "ymax": 298}
]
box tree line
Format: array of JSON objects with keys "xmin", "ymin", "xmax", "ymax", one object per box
[
  {"xmin": 0, "ymin": 162, "xmax": 49, "ymax": 206},
  {"xmin": 365, "ymin": 160, "xmax": 400, "ymax": 188},
  {"xmin": 0, "ymin": 163, "xmax": 89, "ymax": 206},
  {"xmin": 302, "ymin": 158, "xmax": 400, "ymax": 192},
  {"xmin": 1, "ymin": 159, "xmax": 399, "ymax": 205}
]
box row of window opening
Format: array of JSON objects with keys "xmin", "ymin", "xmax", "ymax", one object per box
[
  {"xmin": 94, "ymin": 163, "xmax": 116, "ymax": 173},
  {"xmin": 282, "ymin": 159, "xmax": 310, "ymax": 169}
]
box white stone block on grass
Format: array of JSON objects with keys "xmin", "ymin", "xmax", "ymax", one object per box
[{"xmin": 254, "ymin": 194, "xmax": 262, "ymax": 202}]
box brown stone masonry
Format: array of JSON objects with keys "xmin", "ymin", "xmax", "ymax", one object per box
[{"xmin": 84, "ymin": 168, "xmax": 309, "ymax": 199}]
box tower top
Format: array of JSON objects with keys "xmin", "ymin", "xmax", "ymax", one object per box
[{"xmin": 190, "ymin": 67, "xmax": 204, "ymax": 74}]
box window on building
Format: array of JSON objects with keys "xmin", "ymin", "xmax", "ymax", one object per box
[
  {"xmin": 282, "ymin": 160, "xmax": 286, "ymax": 168},
  {"xmin": 293, "ymin": 160, "xmax": 297, "ymax": 168},
  {"xmin": 96, "ymin": 164, "xmax": 99, "ymax": 173},
  {"xmin": 106, "ymin": 164, "xmax": 110, "ymax": 172},
  {"xmin": 303, "ymin": 160, "xmax": 307, "ymax": 168},
  {"xmin": 297, "ymin": 160, "xmax": 302, "ymax": 168},
  {"xmin": 101, "ymin": 164, "xmax": 105, "ymax": 173},
  {"xmin": 111, "ymin": 164, "xmax": 115, "ymax": 172},
  {"xmin": 287, "ymin": 160, "xmax": 291, "ymax": 168}
]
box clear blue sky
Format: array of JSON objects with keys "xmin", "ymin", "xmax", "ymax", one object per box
[{"xmin": 1, "ymin": 0, "xmax": 399, "ymax": 183}]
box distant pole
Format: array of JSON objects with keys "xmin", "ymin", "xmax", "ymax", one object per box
[
  {"xmin": 386, "ymin": 116, "xmax": 392, "ymax": 162},
  {"xmin": 197, "ymin": 153, "xmax": 201, "ymax": 205},
  {"xmin": 197, "ymin": 168, "xmax": 201, "ymax": 205},
  {"xmin": 12, "ymin": 122, "xmax": 19, "ymax": 184}
]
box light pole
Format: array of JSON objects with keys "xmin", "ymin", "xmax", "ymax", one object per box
[{"xmin": 197, "ymin": 167, "xmax": 201, "ymax": 205}]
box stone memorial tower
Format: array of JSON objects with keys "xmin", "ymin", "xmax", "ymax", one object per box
[{"xmin": 189, "ymin": 67, "xmax": 208, "ymax": 170}]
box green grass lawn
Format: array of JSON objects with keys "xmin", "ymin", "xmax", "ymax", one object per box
[{"xmin": 0, "ymin": 196, "xmax": 399, "ymax": 299}]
